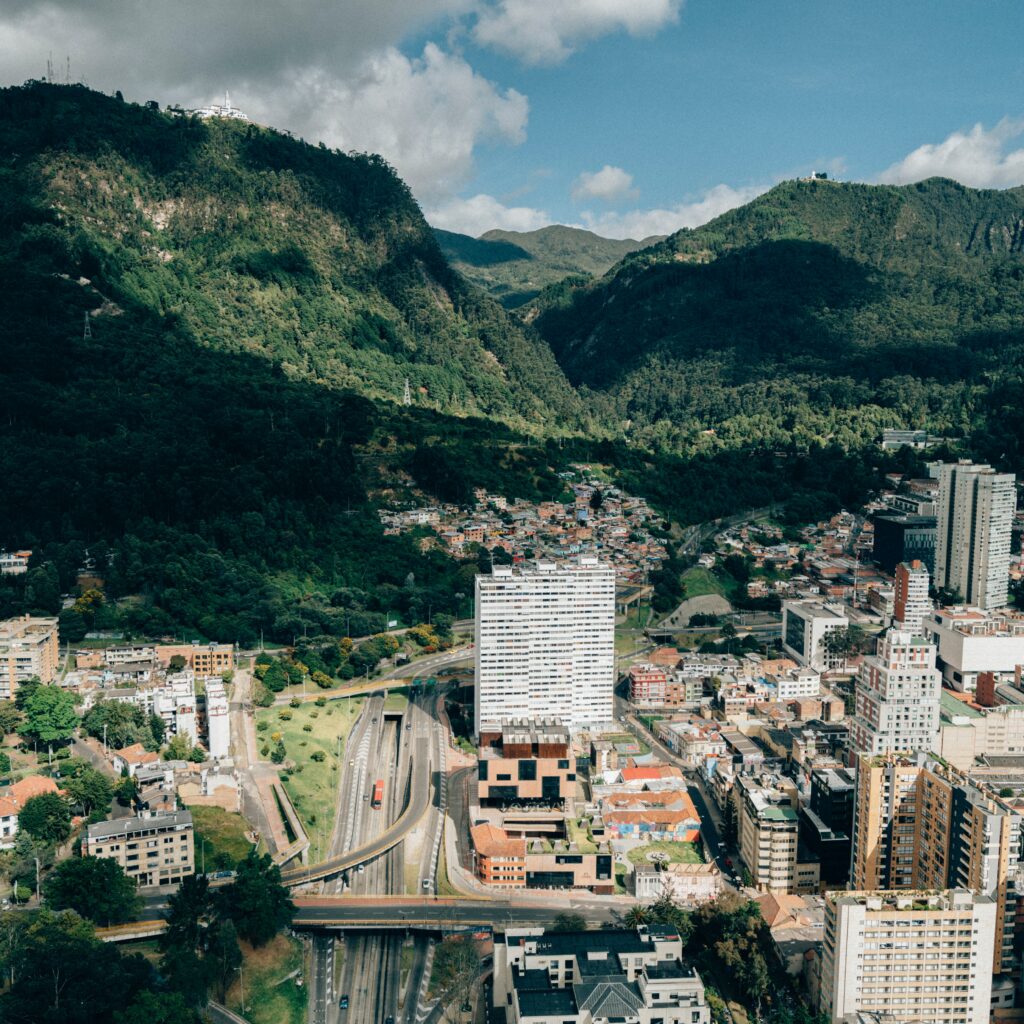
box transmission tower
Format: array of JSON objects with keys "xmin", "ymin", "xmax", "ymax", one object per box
[
  {"xmin": 82, "ymin": 311, "xmax": 92, "ymax": 340},
  {"xmin": 403, "ymin": 378, "xmax": 412, "ymax": 406}
]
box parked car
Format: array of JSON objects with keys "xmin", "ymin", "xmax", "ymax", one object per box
[{"xmin": 339, "ymin": 994, "xmax": 348, "ymax": 1009}]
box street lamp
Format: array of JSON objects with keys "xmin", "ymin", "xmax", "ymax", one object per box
[{"xmin": 236, "ymin": 964, "xmax": 246, "ymax": 1013}]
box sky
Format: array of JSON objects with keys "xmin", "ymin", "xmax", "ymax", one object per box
[{"xmin": 2, "ymin": 1, "xmax": 1023, "ymax": 238}]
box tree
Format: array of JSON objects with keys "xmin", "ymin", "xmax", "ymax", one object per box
[
  {"xmin": 218, "ymin": 851, "xmax": 296, "ymax": 947},
  {"xmin": 83, "ymin": 700, "xmax": 149, "ymax": 750},
  {"xmin": 13, "ymin": 677, "xmax": 41, "ymax": 712},
  {"xmin": 115, "ymin": 991, "xmax": 201, "ymax": 1024},
  {"xmin": 431, "ymin": 937, "xmax": 480, "ymax": 1016},
  {"xmin": 205, "ymin": 918, "xmax": 242, "ymax": 1001},
  {"xmin": 4, "ymin": 908, "xmax": 150, "ymax": 1024},
  {"xmin": 44, "ymin": 856, "xmax": 141, "ymax": 925},
  {"xmin": 20, "ymin": 684, "xmax": 78, "ymax": 748},
  {"xmin": 115, "ymin": 774, "xmax": 138, "ymax": 806},
  {"xmin": 168, "ymin": 655, "xmax": 187, "ymax": 672},
  {"xmin": 589, "ymin": 488, "xmax": 603, "ymax": 511},
  {"xmin": 550, "ymin": 911, "xmax": 587, "ymax": 932},
  {"xmin": 0, "ymin": 700, "xmax": 23, "ymax": 736},
  {"xmin": 148, "ymin": 712, "xmax": 166, "ymax": 747},
  {"xmin": 18, "ymin": 792, "xmax": 72, "ymax": 844},
  {"xmin": 271, "ymin": 739, "xmax": 286, "ymax": 764},
  {"xmin": 621, "ymin": 904, "xmax": 651, "ymax": 928},
  {"xmin": 161, "ymin": 873, "xmax": 215, "ymax": 954},
  {"xmin": 164, "ymin": 732, "xmax": 198, "ymax": 762},
  {"xmin": 61, "ymin": 760, "xmax": 114, "ymax": 818}
]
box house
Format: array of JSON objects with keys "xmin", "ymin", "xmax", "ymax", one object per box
[
  {"xmin": 112, "ymin": 743, "xmax": 160, "ymax": 776},
  {"xmin": 0, "ymin": 774, "xmax": 61, "ymax": 848},
  {"xmin": 632, "ymin": 861, "xmax": 722, "ymax": 904}
]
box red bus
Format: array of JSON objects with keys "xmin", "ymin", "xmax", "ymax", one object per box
[{"xmin": 371, "ymin": 779, "xmax": 384, "ymax": 809}]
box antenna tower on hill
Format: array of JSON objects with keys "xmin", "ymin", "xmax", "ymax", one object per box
[
  {"xmin": 83, "ymin": 311, "xmax": 92, "ymax": 340},
  {"xmin": 403, "ymin": 378, "xmax": 412, "ymax": 406}
]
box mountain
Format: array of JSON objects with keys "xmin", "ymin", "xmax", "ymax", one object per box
[
  {"xmin": 529, "ymin": 177, "xmax": 1024, "ymax": 459},
  {"xmin": 0, "ymin": 82, "xmax": 585, "ymax": 643},
  {"xmin": 435, "ymin": 224, "xmax": 662, "ymax": 307}
]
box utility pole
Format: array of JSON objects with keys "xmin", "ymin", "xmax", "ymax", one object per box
[
  {"xmin": 82, "ymin": 311, "xmax": 92, "ymax": 340},
  {"xmin": 103, "ymin": 723, "xmax": 107, "ymax": 756},
  {"xmin": 403, "ymin": 378, "xmax": 412, "ymax": 407},
  {"xmin": 34, "ymin": 858, "xmax": 40, "ymax": 904}
]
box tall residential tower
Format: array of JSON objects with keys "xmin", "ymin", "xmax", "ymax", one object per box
[
  {"xmin": 474, "ymin": 557, "xmax": 615, "ymax": 735},
  {"xmin": 935, "ymin": 461, "xmax": 1015, "ymax": 609}
]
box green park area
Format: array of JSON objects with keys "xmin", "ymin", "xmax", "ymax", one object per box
[
  {"xmin": 626, "ymin": 840, "xmax": 704, "ymax": 866},
  {"xmin": 256, "ymin": 697, "xmax": 364, "ymax": 853},
  {"xmin": 225, "ymin": 934, "xmax": 305, "ymax": 1024},
  {"xmin": 681, "ymin": 567, "xmax": 726, "ymax": 598},
  {"xmin": 187, "ymin": 805, "xmax": 255, "ymax": 872}
]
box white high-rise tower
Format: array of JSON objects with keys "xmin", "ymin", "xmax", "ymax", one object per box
[
  {"xmin": 474, "ymin": 557, "xmax": 615, "ymax": 736},
  {"xmin": 850, "ymin": 628, "xmax": 942, "ymax": 755},
  {"xmin": 935, "ymin": 461, "xmax": 1015, "ymax": 610}
]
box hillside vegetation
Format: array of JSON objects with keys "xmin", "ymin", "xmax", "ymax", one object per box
[
  {"xmin": 435, "ymin": 224, "xmax": 661, "ymax": 307},
  {"xmin": 530, "ymin": 178, "xmax": 1024, "ymax": 460}
]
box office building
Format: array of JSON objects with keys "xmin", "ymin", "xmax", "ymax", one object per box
[
  {"xmin": 819, "ymin": 890, "xmax": 995, "ymax": 1024},
  {"xmin": 781, "ymin": 601, "xmax": 849, "ymax": 672},
  {"xmin": 493, "ymin": 926, "xmax": 711, "ymax": 1024},
  {"xmin": 82, "ymin": 809, "xmax": 194, "ymax": 887},
  {"xmin": 925, "ymin": 605, "xmax": 1024, "ymax": 693},
  {"xmin": 475, "ymin": 557, "xmax": 615, "ymax": 735},
  {"xmin": 849, "ymin": 629, "xmax": 941, "ymax": 756},
  {"xmin": 892, "ymin": 560, "xmax": 930, "ymax": 633},
  {"xmin": 0, "ymin": 615, "xmax": 59, "ymax": 699},
  {"xmin": 935, "ymin": 461, "xmax": 1015, "ymax": 610},
  {"xmin": 736, "ymin": 774, "xmax": 820, "ymax": 893},
  {"xmin": 477, "ymin": 718, "xmax": 575, "ymax": 808},
  {"xmin": 871, "ymin": 513, "xmax": 936, "ymax": 574},
  {"xmin": 850, "ymin": 752, "xmax": 1022, "ymax": 976},
  {"xmin": 156, "ymin": 643, "xmax": 234, "ymax": 676},
  {"xmin": 799, "ymin": 767, "xmax": 854, "ymax": 886}
]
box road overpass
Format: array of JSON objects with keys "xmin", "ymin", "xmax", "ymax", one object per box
[
  {"xmin": 292, "ymin": 896, "xmax": 618, "ymax": 931},
  {"xmin": 280, "ymin": 732, "xmax": 434, "ymax": 886}
]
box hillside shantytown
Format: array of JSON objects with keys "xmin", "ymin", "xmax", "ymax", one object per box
[{"xmin": 2, "ymin": 9, "xmax": 1024, "ymax": 1022}]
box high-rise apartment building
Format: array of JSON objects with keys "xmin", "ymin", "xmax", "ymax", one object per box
[
  {"xmin": 892, "ymin": 560, "xmax": 931, "ymax": 633},
  {"xmin": 849, "ymin": 629, "xmax": 941, "ymax": 756},
  {"xmin": 850, "ymin": 752, "xmax": 1022, "ymax": 976},
  {"xmin": 935, "ymin": 460, "xmax": 1015, "ymax": 610},
  {"xmin": 781, "ymin": 601, "xmax": 849, "ymax": 671},
  {"xmin": 0, "ymin": 615, "xmax": 59, "ymax": 700},
  {"xmin": 474, "ymin": 557, "xmax": 615, "ymax": 735},
  {"xmin": 819, "ymin": 889, "xmax": 995, "ymax": 1024}
]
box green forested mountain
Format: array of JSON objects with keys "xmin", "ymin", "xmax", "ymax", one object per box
[
  {"xmin": 0, "ymin": 82, "xmax": 583, "ymax": 643},
  {"xmin": 435, "ymin": 224, "xmax": 661, "ymax": 307},
  {"xmin": 530, "ymin": 178, "xmax": 1024, "ymax": 458},
  {"xmin": 3, "ymin": 83, "xmax": 1022, "ymax": 645}
]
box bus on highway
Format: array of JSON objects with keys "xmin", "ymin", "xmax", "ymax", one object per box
[{"xmin": 371, "ymin": 779, "xmax": 384, "ymax": 809}]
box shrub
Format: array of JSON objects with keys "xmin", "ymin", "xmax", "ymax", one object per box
[
  {"xmin": 278, "ymin": 710, "xmax": 292, "ymax": 721},
  {"xmin": 256, "ymin": 720, "xmax": 270, "ymax": 732},
  {"xmin": 310, "ymin": 751, "xmax": 326, "ymax": 763},
  {"xmin": 260, "ymin": 745, "xmax": 270, "ymax": 757},
  {"xmin": 270, "ymin": 732, "xmax": 282, "ymax": 743},
  {"xmin": 315, "ymin": 697, "xmax": 327, "ymax": 707},
  {"xmin": 302, "ymin": 724, "xmax": 312, "ymax": 733},
  {"xmin": 289, "ymin": 697, "xmax": 301, "ymax": 708}
]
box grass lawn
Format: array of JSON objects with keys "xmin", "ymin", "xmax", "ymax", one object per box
[
  {"xmin": 383, "ymin": 688, "xmax": 409, "ymax": 712},
  {"xmin": 626, "ymin": 841, "xmax": 704, "ymax": 866},
  {"xmin": 187, "ymin": 804, "xmax": 255, "ymax": 872},
  {"xmin": 566, "ymin": 818, "xmax": 598, "ymax": 854},
  {"xmin": 225, "ymin": 935, "xmax": 305, "ymax": 1024},
  {"xmin": 256, "ymin": 697, "xmax": 364, "ymax": 851},
  {"xmin": 435, "ymin": 839, "xmax": 458, "ymax": 896},
  {"xmin": 681, "ymin": 567, "xmax": 725, "ymax": 599}
]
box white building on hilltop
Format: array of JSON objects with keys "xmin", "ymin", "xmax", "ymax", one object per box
[
  {"xmin": 935, "ymin": 460, "xmax": 1015, "ymax": 610},
  {"xmin": 475, "ymin": 557, "xmax": 615, "ymax": 735},
  {"xmin": 849, "ymin": 629, "xmax": 941, "ymax": 756},
  {"xmin": 189, "ymin": 92, "xmax": 249, "ymax": 121}
]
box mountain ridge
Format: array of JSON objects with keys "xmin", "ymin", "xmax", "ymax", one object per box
[{"xmin": 435, "ymin": 223, "xmax": 662, "ymax": 307}]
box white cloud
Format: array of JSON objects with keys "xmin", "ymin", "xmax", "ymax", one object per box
[
  {"xmin": 472, "ymin": 0, "xmax": 683, "ymax": 65},
  {"xmin": 571, "ymin": 165, "xmax": 638, "ymax": 203},
  {"xmin": 878, "ymin": 118, "xmax": 1024, "ymax": 189},
  {"xmin": 580, "ymin": 182, "xmax": 769, "ymax": 239},
  {"xmin": 0, "ymin": 1, "xmax": 520, "ymax": 203},
  {"xmin": 291, "ymin": 45, "xmax": 528, "ymax": 202},
  {"xmin": 426, "ymin": 193, "xmax": 551, "ymax": 235}
]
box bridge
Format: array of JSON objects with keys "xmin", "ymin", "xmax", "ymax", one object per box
[
  {"xmin": 280, "ymin": 735, "xmax": 433, "ymax": 886},
  {"xmin": 291, "ymin": 896, "xmax": 617, "ymax": 932}
]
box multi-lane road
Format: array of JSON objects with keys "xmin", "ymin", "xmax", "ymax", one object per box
[{"xmin": 302, "ymin": 687, "xmax": 452, "ymax": 1024}]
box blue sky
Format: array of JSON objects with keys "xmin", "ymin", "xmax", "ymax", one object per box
[{"xmin": 3, "ymin": 0, "xmax": 1023, "ymax": 236}]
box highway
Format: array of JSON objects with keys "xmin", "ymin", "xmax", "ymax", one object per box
[{"xmin": 302, "ymin": 687, "xmax": 453, "ymax": 1024}]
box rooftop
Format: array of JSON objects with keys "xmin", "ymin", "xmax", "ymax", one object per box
[{"xmin": 86, "ymin": 809, "xmax": 192, "ymax": 842}]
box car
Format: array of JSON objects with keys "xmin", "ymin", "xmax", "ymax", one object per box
[
  {"xmin": 349, "ymin": 759, "xmax": 354, "ymax": 767},
  {"xmin": 406, "ymin": 723, "xmax": 412, "ymax": 730},
  {"xmin": 372, "ymin": 716, "xmax": 378, "ymax": 724},
  {"xmin": 362, "ymin": 793, "xmax": 369, "ymax": 801},
  {"xmin": 422, "ymin": 878, "xmax": 432, "ymax": 889},
  {"xmin": 385, "ymin": 1017, "xmax": 395, "ymax": 1024},
  {"xmin": 357, "ymin": 864, "xmax": 365, "ymax": 873},
  {"xmin": 339, "ymin": 995, "xmax": 349, "ymax": 1009}
]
